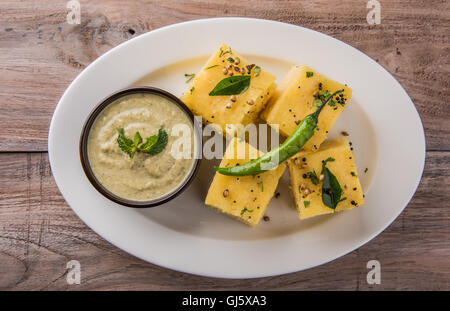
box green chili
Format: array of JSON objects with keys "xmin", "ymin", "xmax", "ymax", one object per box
[{"xmin": 215, "ymin": 90, "xmax": 344, "ymax": 176}]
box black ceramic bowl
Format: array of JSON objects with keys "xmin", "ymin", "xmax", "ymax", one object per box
[{"xmin": 79, "ymin": 87, "xmax": 202, "ymax": 208}]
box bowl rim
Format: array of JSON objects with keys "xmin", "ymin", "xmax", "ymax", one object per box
[{"xmin": 79, "ymin": 86, "xmax": 202, "ymax": 208}]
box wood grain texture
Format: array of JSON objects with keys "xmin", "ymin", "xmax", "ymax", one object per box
[
  {"xmin": 0, "ymin": 152, "xmax": 448, "ymax": 290},
  {"xmin": 0, "ymin": 0, "xmax": 449, "ymax": 291},
  {"xmin": 0, "ymin": 0, "xmax": 449, "ymax": 151}
]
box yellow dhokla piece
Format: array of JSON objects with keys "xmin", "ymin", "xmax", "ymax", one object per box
[
  {"xmin": 288, "ymin": 138, "xmax": 364, "ymax": 220},
  {"xmin": 262, "ymin": 65, "xmax": 352, "ymax": 151},
  {"xmin": 205, "ymin": 137, "xmax": 286, "ymax": 227},
  {"xmin": 181, "ymin": 43, "xmax": 277, "ymax": 134}
]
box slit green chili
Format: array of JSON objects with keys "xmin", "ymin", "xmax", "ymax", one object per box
[{"xmin": 214, "ymin": 89, "xmax": 344, "ymax": 176}]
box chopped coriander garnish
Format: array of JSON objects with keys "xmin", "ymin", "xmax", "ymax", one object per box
[
  {"xmin": 319, "ymin": 90, "xmax": 330, "ymax": 97},
  {"xmin": 254, "ymin": 66, "xmax": 261, "ymax": 77},
  {"xmin": 308, "ymin": 170, "xmax": 320, "ymax": 185},
  {"xmin": 227, "ymin": 57, "xmax": 235, "ymax": 63},
  {"xmin": 258, "ymin": 181, "xmax": 264, "ymax": 192},
  {"xmin": 219, "ymin": 47, "xmax": 232, "ymax": 57},
  {"xmin": 190, "ymin": 87, "xmax": 195, "ymax": 94},
  {"xmin": 351, "ymin": 171, "xmax": 357, "ymax": 177},
  {"xmin": 313, "ymin": 98, "xmax": 322, "ymax": 108},
  {"xmin": 364, "ymin": 168, "xmax": 368, "ymax": 173},
  {"xmin": 317, "ymin": 90, "xmax": 337, "ymax": 106},
  {"xmin": 206, "ymin": 64, "xmax": 218, "ymax": 70},
  {"xmin": 184, "ymin": 73, "xmax": 195, "ymax": 83},
  {"xmin": 304, "ymin": 201, "xmax": 310, "ymax": 208},
  {"xmin": 306, "ymin": 71, "xmax": 314, "ymax": 78},
  {"xmin": 240, "ymin": 207, "xmax": 253, "ymax": 216}
]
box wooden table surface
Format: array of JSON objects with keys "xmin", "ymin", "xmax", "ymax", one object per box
[{"xmin": 0, "ymin": 0, "xmax": 449, "ymax": 290}]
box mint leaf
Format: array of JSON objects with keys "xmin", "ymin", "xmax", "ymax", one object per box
[
  {"xmin": 258, "ymin": 181, "xmax": 264, "ymax": 192},
  {"xmin": 306, "ymin": 71, "xmax": 314, "ymax": 78},
  {"xmin": 209, "ymin": 75, "xmax": 251, "ymax": 96},
  {"xmin": 134, "ymin": 132, "xmax": 142, "ymax": 146},
  {"xmin": 304, "ymin": 201, "xmax": 310, "ymax": 208},
  {"xmin": 116, "ymin": 128, "xmax": 168, "ymax": 158},
  {"xmin": 143, "ymin": 128, "xmax": 168, "ymax": 155},
  {"xmin": 139, "ymin": 134, "xmax": 158, "ymax": 153},
  {"xmin": 116, "ymin": 128, "xmax": 138, "ymax": 159}
]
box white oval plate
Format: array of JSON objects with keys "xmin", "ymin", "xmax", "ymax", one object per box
[{"xmin": 49, "ymin": 18, "xmax": 425, "ymax": 278}]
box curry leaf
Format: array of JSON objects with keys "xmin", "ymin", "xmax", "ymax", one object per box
[
  {"xmin": 321, "ymin": 157, "xmax": 335, "ymax": 173},
  {"xmin": 321, "ymin": 167, "xmax": 345, "ymax": 210},
  {"xmin": 209, "ymin": 75, "xmax": 251, "ymax": 96}
]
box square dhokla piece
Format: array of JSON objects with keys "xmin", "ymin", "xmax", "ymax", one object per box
[
  {"xmin": 205, "ymin": 137, "xmax": 286, "ymax": 227},
  {"xmin": 288, "ymin": 138, "xmax": 364, "ymax": 220},
  {"xmin": 261, "ymin": 65, "xmax": 352, "ymax": 151},
  {"xmin": 181, "ymin": 43, "xmax": 277, "ymax": 134}
]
